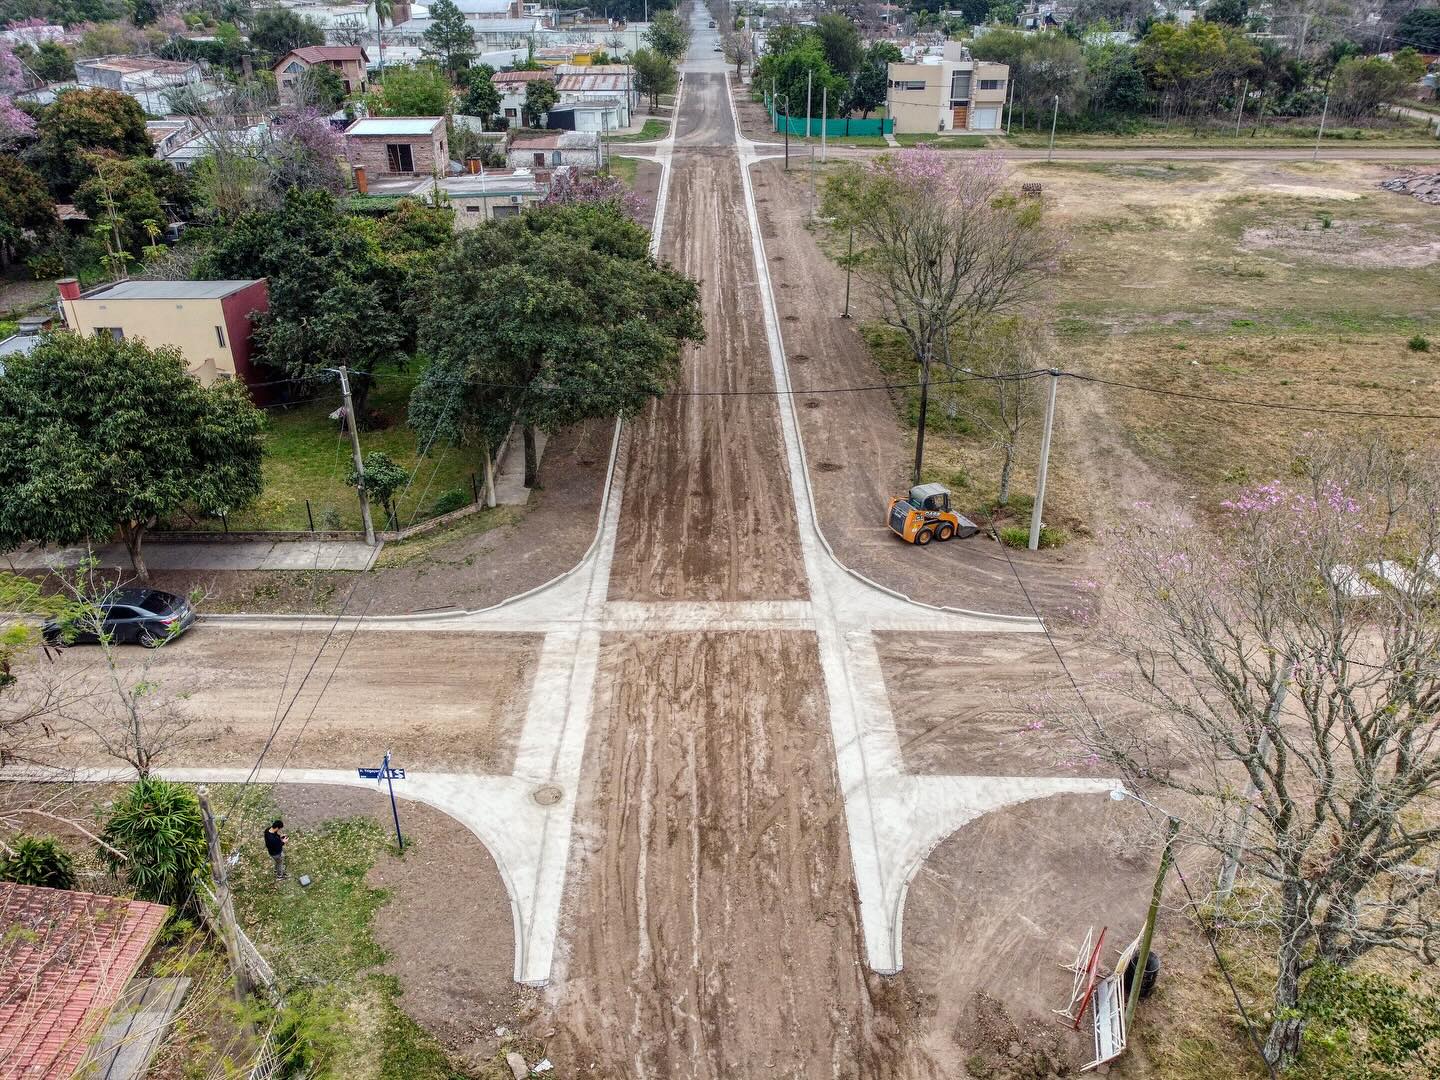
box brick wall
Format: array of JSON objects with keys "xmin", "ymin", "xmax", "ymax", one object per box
[{"xmin": 345, "ymin": 129, "xmax": 446, "ymax": 176}]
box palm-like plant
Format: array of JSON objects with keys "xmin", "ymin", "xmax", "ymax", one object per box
[
  {"xmin": 101, "ymin": 779, "xmax": 208, "ymax": 909},
  {"xmin": 0, "ymin": 837, "xmax": 77, "ymax": 889},
  {"xmin": 373, "ymin": 0, "xmax": 394, "ymax": 80}
]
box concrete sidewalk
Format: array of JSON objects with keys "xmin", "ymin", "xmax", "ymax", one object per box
[{"xmin": 5, "ymin": 539, "xmax": 381, "ymax": 573}]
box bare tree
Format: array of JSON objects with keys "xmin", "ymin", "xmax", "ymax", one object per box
[
  {"xmin": 1062, "ymin": 436, "xmax": 1440, "ymax": 1069},
  {"xmin": 823, "ymin": 147, "xmax": 1062, "ymax": 482},
  {"xmin": 957, "ymin": 319, "xmax": 1047, "ymax": 508}
]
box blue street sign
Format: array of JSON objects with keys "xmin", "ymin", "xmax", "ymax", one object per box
[{"xmin": 357, "ymin": 767, "xmax": 406, "ymax": 780}]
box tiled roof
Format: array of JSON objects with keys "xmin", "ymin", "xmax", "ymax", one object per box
[
  {"xmin": 493, "ymin": 69, "xmax": 553, "ymax": 84},
  {"xmin": 0, "ymin": 884, "xmax": 169, "ymax": 1079},
  {"xmin": 288, "ymin": 45, "xmax": 369, "ymax": 63}
]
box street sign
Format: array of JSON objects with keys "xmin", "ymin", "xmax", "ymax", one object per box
[{"xmin": 357, "ymin": 767, "xmax": 406, "ymax": 780}]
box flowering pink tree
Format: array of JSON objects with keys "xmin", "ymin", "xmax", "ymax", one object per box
[
  {"xmin": 268, "ymin": 108, "xmax": 346, "ymax": 195},
  {"xmin": 0, "ymin": 38, "xmax": 35, "ymax": 148},
  {"xmin": 541, "ymin": 169, "xmax": 644, "ymax": 222},
  {"xmin": 822, "ymin": 148, "xmax": 1062, "ymax": 482},
  {"xmin": 1063, "ymin": 436, "xmax": 1440, "ymax": 1069}
]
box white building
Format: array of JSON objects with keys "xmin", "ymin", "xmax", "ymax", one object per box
[
  {"xmin": 74, "ymin": 56, "xmax": 203, "ymax": 114},
  {"xmin": 506, "ymin": 130, "xmax": 602, "ymax": 169}
]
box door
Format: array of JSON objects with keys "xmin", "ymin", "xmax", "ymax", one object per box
[
  {"xmin": 971, "ymin": 107, "xmax": 999, "ymax": 130},
  {"xmin": 952, "ymin": 105, "xmax": 969, "ymax": 129},
  {"xmin": 102, "ymin": 605, "xmax": 144, "ymax": 643},
  {"xmin": 386, "ymin": 143, "xmax": 415, "ymax": 173}
]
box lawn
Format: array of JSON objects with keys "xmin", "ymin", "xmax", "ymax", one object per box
[
  {"xmin": 608, "ymin": 154, "xmax": 639, "ymax": 186},
  {"xmin": 894, "ymin": 133, "xmax": 987, "ymax": 148},
  {"xmin": 172, "ymin": 366, "xmax": 483, "ymax": 534},
  {"xmin": 1004, "ymin": 116, "xmax": 1440, "ymax": 149},
  {"xmin": 610, "ymin": 118, "xmax": 669, "ymax": 142}
]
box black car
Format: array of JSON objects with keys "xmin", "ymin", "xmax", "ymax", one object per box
[{"xmin": 43, "ymin": 588, "xmax": 197, "ymax": 647}]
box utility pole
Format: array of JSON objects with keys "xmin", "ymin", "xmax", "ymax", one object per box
[
  {"xmin": 1005, "ymin": 75, "xmax": 1015, "ymax": 135},
  {"xmin": 1027, "ymin": 370, "xmax": 1059, "ymax": 551},
  {"xmin": 778, "ymin": 93, "xmax": 790, "ymax": 170},
  {"xmin": 480, "ymin": 439, "xmax": 497, "ymax": 507},
  {"xmin": 809, "ymin": 145, "xmax": 816, "ymax": 219},
  {"xmin": 1234, "ymin": 78, "xmax": 1248, "ymax": 138},
  {"xmin": 1047, "ymin": 93, "xmax": 1059, "ymax": 161},
  {"xmin": 336, "ymin": 365, "xmax": 376, "ymax": 546},
  {"xmin": 1313, "ymin": 92, "xmax": 1329, "ymax": 162},
  {"xmin": 841, "ymin": 222, "xmax": 853, "ymax": 318},
  {"xmin": 1125, "ymin": 815, "xmax": 1181, "ymax": 1034},
  {"xmin": 806, "ymin": 68, "xmax": 812, "ymax": 140},
  {"xmin": 197, "ymin": 787, "xmax": 252, "ymax": 1004},
  {"xmin": 821, "ymin": 84, "xmax": 827, "ymax": 161},
  {"xmin": 912, "ymin": 317, "xmax": 935, "ymax": 484},
  {"xmin": 1216, "ymin": 662, "xmax": 1291, "ymax": 901}
]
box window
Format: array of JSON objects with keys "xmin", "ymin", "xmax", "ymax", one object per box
[
  {"xmin": 951, "ymin": 71, "xmax": 972, "ymax": 101},
  {"xmin": 900, "ymin": 80, "xmax": 926, "ymax": 91},
  {"xmin": 505, "ymin": 107, "xmax": 517, "ymax": 117},
  {"xmin": 533, "ymin": 152, "xmax": 546, "ymax": 167},
  {"xmin": 343, "ymin": 79, "xmax": 352, "ymax": 92},
  {"xmin": 386, "ymin": 143, "xmax": 415, "ymax": 172},
  {"xmin": 95, "ymin": 327, "xmax": 123, "ymax": 342},
  {"xmin": 215, "ymin": 325, "xmax": 226, "ymax": 347},
  {"xmin": 979, "ymin": 79, "xmax": 1001, "ymax": 91},
  {"xmin": 465, "ymin": 204, "xmax": 481, "ymax": 212},
  {"xmin": 493, "ymin": 204, "xmax": 521, "ymax": 218},
  {"xmin": 284, "ymin": 61, "xmax": 304, "ymax": 74}
]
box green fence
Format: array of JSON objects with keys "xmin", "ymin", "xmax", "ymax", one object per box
[{"xmin": 764, "ymin": 95, "xmax": 893, "ymax": 137}]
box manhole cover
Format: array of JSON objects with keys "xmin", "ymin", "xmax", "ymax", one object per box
[{"xmin": 533, "ymin": 784, "xmax": 564, "ymax": 806}]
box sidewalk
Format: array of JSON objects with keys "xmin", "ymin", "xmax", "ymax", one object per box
[{"xmin": 5, "ymin": 539, "xmax": 381, "ymax": 573}]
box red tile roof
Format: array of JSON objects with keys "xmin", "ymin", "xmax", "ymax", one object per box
[
  {"xmin": 0, "ymin": 884, "xmax": 169, "ymax": 1079},
  {"xmin": 493, "ymin": 69, "xmax": 553, "ymax": 84},
  {"xmin": 288, "ymin": 45, "xmax": 369, "ymax": 63}
]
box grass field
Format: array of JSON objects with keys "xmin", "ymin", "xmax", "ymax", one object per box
[
  {"xmin": 1005, "ymin": 116, "xmax": 1440, "ymax": 149},
  {"xmin": 608, "ymin": 154, "xmax": 639, "ymax": 186},
  {"xmin": 610, "ymin": 118, "xmax": 670, "ymax": 142},
  {"xmin": 176, "ymin": 367, "xmax": 482, "ymax": 534}
]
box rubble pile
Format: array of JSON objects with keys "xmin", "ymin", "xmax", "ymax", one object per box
[{"xmin": 1380, "ymin": 173, "xmax": 1440, "ymax": 204}]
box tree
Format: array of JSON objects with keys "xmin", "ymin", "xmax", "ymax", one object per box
[
  {"xmin": 0, "ymin": 836, "xmax": 77, "ymax": 888},
  {"xmin": 372, "ymin": 62, "xmax": 451, "ymax": 116},
  {"xmin": 413, "ymin": 202, "xmax": 704, "ymax": 487},
  {"xmin": 460, "ymin": 63, "xmax": 500, "ymax": 121},
  {"xmin": 248, "ymin": 7, "xmax": 324, "ymax": 60},
  {"xmin": 0, "ymin": 155, "xmax": 57, "ymax": 266},
  {"xmin": 268, "ymin": 108, "xmax": 346, "ymax": 195},
  {"xmin": 1397, "ymin": 7, "xmax": 1440, "ymax": 52},
  {"xmin": 814, "ymin": 13, "xmax": 862, "ymax": 77},
  {"xmin": 73, "ymin": 155, "xmax": 193, "ymax": 253},
  {"xmin": 755, "ymin": 33, "xmax": 847, "ymax": 121},
  {"xmin": 0, "ymin": 332, "xmax": 265, "ymax": 579},
  {"xmin": 646, "ymin": 9, "xmax": 689, "ymax": 61},
  {"xmin": 972, "ymin": 29, "xmax": 1086, "ymax": 128},
  {"xmin": 298, "ymin": 62, "xmax": 346, "ymax": 111},
  {"xmin": 822, "ymin": 148, "xmax": 1062, "ymax": 481},
  {"xmin": 850, "ymin": 41, "xmax": 901, "ymax": 118},
  {"xmin": 32, "ymin": 87, "xmax": 150, "ymax": 197},
  {"xmin": 1331, "ymin": 53, "xmax": 1419, "ymax": 117},
  {"xmin": 722, "ymin": 31, "xmax": 754, "ymax": 79},
  {"xmin": 1062, "ymin": 437, "xmax": 1440, "ymax": 1069},
  {"xmin": 1082, "ymin": 39, "xmax": 1149, "ymax": 116},
  {"xmin": 31, "ymin": 40, "xmax": 75, "ymax": 82},
  {"xmin": 523, "ymin": 76, "xmax": 557, "ymax": 126},
  {"xmin": 102, "ymin": 779, "xmax": 207, "ymax": 908},
  {"xmin": 1138, "ymin": 20, "xmax": 1259, "ymax": 125},
  {"xmin": 423, "ymin": 0, "xmax": 474, "ymax": 80},
  {"xmin": 631, "ymin": 47, "xmax": 676, "ymax": 109},
  {"xmin": 349, "ymin": 450, "xmax": 407, "ymax": 528},
  {"xmin": 196, "ymin": 188, "xmax": 410, "ymax": 409},
  {"xmin": 1, "ymin": 38, "xmax": 34, "ymax": 150},
  {"xmin": 960, "ymin": 319, "xmax": 1046, "ymax": 507},
  {"xmin": 131, "ymin": 0, "xmax": 158, "ymax": 26},
  {"xmin": 1205, "ymin": 0, "xmax": 1248, "ymax": 27}
]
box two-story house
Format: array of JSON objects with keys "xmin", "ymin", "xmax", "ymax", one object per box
[
  {"xmin": 273, "ymin": 45, "xmax": 370, "ymax": 102},
  {"xmin": 885, "ymin": 44, "xmax": 1008, "ymax": 134}
]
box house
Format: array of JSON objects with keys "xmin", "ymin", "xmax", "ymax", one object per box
[
  {"xmin": 547, "ymin": 98, "xmax": 625, "ymax": 133},
  {"xmin": 494, "ymin": 68, "xmax": 554, "ymax": 126},
  {"xmin": 885, "ymin": 44, "xmax": 1008, "ymax": 134},
  {"xmin": 554, "ymin": 64, "xmax": 637, "ymax": 127},
  {"xmin": 56, "ymin": 277, "xmax": 271, "ymax": 391},
  {"xmin": 506, "ymin": 130, "xmax": 602, "ymax": 169},
  {"xmin": 1018, "ymin": 1, "xmax": 1074, "ymax": 29},
  {"xmin": 345, "ymin": 116, "xmax": 448, "ymax": 178},
  {"xmin": 74, "ymin": 55, "xmax": 202, "ymax": 112},
  {"xmin": 440, "ymin": 168, "xmax": 554, "ymax": 226},
  {"xmin": 147, "ymin": 117, "xmax": 196, "ymax": 157},
  {"xmin": 273, "ymin": 45, "xmax": 370, "ymax": 101},
  {"xmin": 0, "ymin": 883, "xmax": 170, "ymax": 1078}
]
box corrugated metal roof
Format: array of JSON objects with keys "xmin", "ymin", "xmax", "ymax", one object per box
[
  {"xmin": 83, "ymin": 279, "xmax": 262, "ymax": 300},
  {"xmin": 556, "ymin": 72, "xmax": 631, "ymax": 91},
  {"xmin": 346, "ymin": 116, "xmax": 444, "ymax": 136}
]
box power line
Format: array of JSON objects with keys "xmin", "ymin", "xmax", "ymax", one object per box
[{"xmin": 1063, "ymin": 372, "xmax": 1440, "ymax": 421}]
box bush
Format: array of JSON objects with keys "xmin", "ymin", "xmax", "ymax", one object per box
[
  {"xmin": 430, "ymin": 488, "xmax": 470, "ymax": 516},
  {"xmin": 1408, "ymin": 334, "xmax": 1431, "ymax": 352},
  {"xmin": 102, "ymin": 779, "xmax": 208, "ymax": 909},
  {"xmin": 999, "ymin": 524, "xmax": 1067, "ymax": 549},
  {"xmin": 0, "ymin": 836, "xmax": 77, "ymax": 889}
]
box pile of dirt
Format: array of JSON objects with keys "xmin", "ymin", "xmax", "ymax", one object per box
[
  {"xmin": 960, "ymin": 992, "xmax": 1081, "ymax": 1078},
  {"xmin": 1381, "ymin": 172, "xmax": 1440, "ymax": 205}
]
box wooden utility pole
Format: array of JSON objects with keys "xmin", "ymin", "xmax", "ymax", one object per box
[
  {"xmin": 1125, "ymin": 815, "xmax": 1180, "ymax": 1034},
  {"xmin": 197, "ymin": 786, "xmax": 253, "ymax": 1003},
  {"xmin": 337, "ymin": 364, "xmax": 376, "ymax": 546}
]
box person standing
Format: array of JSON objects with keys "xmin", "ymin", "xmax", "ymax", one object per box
[{"xmin": 264, "ymin": 820, "xmax": 288, "ymax": 880}]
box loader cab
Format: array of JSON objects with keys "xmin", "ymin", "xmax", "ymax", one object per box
[{"xmin": 909, "ymin": 483, "xmax": 951, "ymax": 514}]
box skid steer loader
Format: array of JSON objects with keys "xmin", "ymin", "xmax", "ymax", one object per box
[{"xmin": 886, "ymin": 483, "xmax": 979, "ymax": 546}]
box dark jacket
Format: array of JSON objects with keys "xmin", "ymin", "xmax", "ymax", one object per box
[{"xmin": 264, "ymin": 828, "xmax": 285, "ymax": 856}]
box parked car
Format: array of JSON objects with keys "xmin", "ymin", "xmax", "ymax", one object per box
[{"xmin": 42, "ymin": 588, "xmax": 196, "ymax": 647}]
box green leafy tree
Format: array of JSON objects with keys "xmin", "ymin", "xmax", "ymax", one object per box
[
  {"xmin": 645, "ymin": 9, "xmax": 689, "ymax": 60},
  {"xmin": 850, "ymin": 40, "xmax": 901, "ymax": 118},
  {"xmin": 31, "ymin": 41, "xmax": 75, "ymax": 82},
  {"xmin": 372, "ymin": 62, "xmax": 451, "ymax": 116},
  {"xmin": 755, "ymin": 33, "xmax": 847, "ymax": 121},
  {"xmin": 0, "ymin": 332, "xmax": 265, "ymax": 579},
  {"xmin": 460, "ymin": 63, "xmax": 500, "ymax": 121},
  {"xmin": 73, "ymin": 156, "xmax": 193, "ymax": 253},
  {"xmin": 1205, "ymin": 0, "xmax": 1247, "ymax": 27},
  {"xmin": 1396, "ymin": 7, "xmax": 1440, "ymax": 53},
  {"xmin": 631, "ymin": 47, "xmax": 676, "ymax": 109},
  {"xmin": 298, "ymin": 62, "xmax": 347, "ymax": 111},
  {"xmin": 0, "ymin": 836, "xmax": 77, "ymax": 889},
  {"xmin": 423, "ymin": 0, "xmax": 474, "ymax": 80},
  {"xmin": 972, "ymin": 29, "xmax": 1087, "ymax": 126},
  {"xmin": 249, "ymin": 8, "xmax": 325, "ymax": 59},
  {"xmin": 32, "ymin": 88, "xmax": 151, "ymax": 198},
  {"xmin": 101, "ymin": 779, "xmax": 207, "ymax": 907},
  {"xmin": 348, "ymin": 450, "xmax": 408, "ymax": 528},
  {"xmin": 1330, "ymin": 54, "xmax": 1418, "ymax": 118},
  {"xmin": 412, "ymin": 202, "xmax": 704, "ymax": 487},
  {"xmin": 814, "ymin": 13, "xmax": 862, "ymax": 77},
  {"xmin": 131, "ymin": 0, "xmax": 159, "ymax": 26},
  {"xmin": 196, "ymin": 188, "xmax": 410, "ymax": 410},
  {"xmin": 1082, "ymin": 38, "xmax": 1148, "ymax": 116},
  {"xmin": 1137, "ymin": 20, "xmax": 1258, "ymax": 124},
  {"xmin": 372, "ymin": 0, "xmax": 394, "ymax": 76},
  {"xmin": 522, "ymin": 76, "xmax": 557, "ymax": 126},
  {"xmin": 0, "ymin": 155, "xmax": 58, "ymax": 266}
]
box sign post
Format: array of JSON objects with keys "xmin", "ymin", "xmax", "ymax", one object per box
[{"xmin": 358, "ymin": 751, "xmax": 406, "ymax": 851}]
